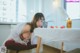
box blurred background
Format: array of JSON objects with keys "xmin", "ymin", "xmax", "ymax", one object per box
[{"xmin": 0, "ymin": 0, "xmax": 80, "ymax": 51}]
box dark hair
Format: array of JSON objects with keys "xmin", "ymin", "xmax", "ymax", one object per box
[
  {"xmin": 31, "ymin": 13, "xmax": 45, "ymax": 31},
  {"xmin": 25, "ymin": 22, "xmax": 33, "ymax": 33}
]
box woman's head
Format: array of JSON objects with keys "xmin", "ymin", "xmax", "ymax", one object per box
[{"xmin": 31, "ymin": 13, "xmax": 45, "ymax": 29}]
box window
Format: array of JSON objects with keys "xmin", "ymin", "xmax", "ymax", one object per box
[
  {"xmin": 0, "ymin": 0, "xmax": 27, "ymax": 23},
  {"xmin": 17, "ymin": 0, "xmax": 27, "ymax": 22},
  {"xmin": 66, "ymin": 0, "xmax": 80, "ymax": 19},
  {"xmin": 0, "ymin": 0, "xmax": 16, "ymax": 22}
]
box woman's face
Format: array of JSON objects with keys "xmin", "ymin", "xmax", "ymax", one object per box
[
  {"xmin": 21, "ymin": 25, "xmax": 31, "ymax": 40},
  {"xmin": 36, "ymin": 19, "xmax": 43, "ymax": 27}
]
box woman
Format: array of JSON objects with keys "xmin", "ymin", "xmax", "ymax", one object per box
[
  {"xmin": 31, "ymin": 12, "xmax": 45, "ymax": 52},
  {"xmin": 4, "ymin": 23, "xmax": 36, "ymax": 51}
]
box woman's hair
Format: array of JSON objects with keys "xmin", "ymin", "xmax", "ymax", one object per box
[
  {"xmin": 25, "ymin": 22, "xmax": 33, "ymax": 33},
  {"xmin": 20, "ymin": 22, "xmax": 33, "ymax": 35},
  {"xmin": 31, "ymin": 13, "xmax": 45, "ymax": 31}
]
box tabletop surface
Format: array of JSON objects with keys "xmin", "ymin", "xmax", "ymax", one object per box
[{"xmin": 34, "ymin": 28, "xmax": 80, "ymax": 42}]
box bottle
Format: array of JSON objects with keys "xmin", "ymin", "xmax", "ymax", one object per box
[{"xmin": 67, "ymin": 18, "xmax": 72, "ymax": 28}]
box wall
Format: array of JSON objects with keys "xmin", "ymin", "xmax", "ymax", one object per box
[
  {"xmin": 0, "ymin": 25, "xmax": 11, "ymax": 46},
  {"xmin": 72, "ymin": 19, "xmax": 80, "ymax": 28},
  {"xmin": 42, "ymin": 0, "xmax": 67, "ymax": 27},
  {"xmin": 0, "ymin": 23, "xmax": 16, "ymax": 46}
]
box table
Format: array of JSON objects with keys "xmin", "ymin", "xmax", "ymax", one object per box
[{"xmin": 34, "ymin": 28, "xmax": 80, "ymax": 53}]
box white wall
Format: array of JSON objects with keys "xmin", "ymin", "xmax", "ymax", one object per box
[{"xmin": 72, "ymin": 19, "xmax": 80, "ymax": 28}]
